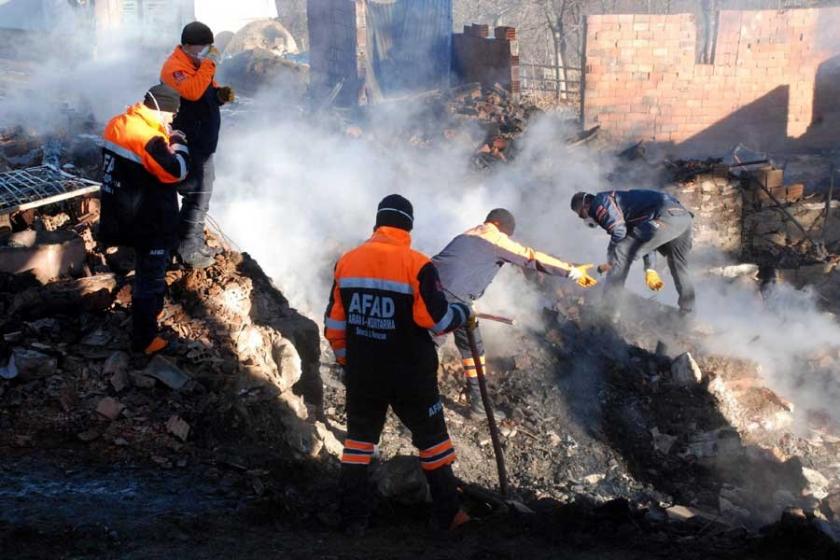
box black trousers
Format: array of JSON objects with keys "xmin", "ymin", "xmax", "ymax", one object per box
[
  {"xmin": 132, "ymin": 248, "xmax": 169, "ymax": 350},
  {"xmin": 340, "ymin": 364, "xmax": 459, "ymax": 527}
]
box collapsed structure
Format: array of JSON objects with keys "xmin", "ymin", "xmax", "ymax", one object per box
[{"xmin": 1, "ymin": 2, "xmax": 840, "ymax": 557}]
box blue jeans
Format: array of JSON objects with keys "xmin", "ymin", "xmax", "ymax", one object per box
[
  {"xmin": 177, "ymin": 154, "xmax": 214, "ymax": 251},
  {"xmin": 606, "ymin": 209, "xmax": 695, "ymax": 312},
  {"xmin": 133, "ymin": 248, "xmax": 169, "ymax": 349}
]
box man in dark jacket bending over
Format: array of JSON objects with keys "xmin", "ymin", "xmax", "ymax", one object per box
[{"xmin": 570, "ymin": 189, "xmax": 695, "ymax": 314}]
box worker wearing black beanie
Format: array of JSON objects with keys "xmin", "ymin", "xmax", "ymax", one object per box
[
  {"xmin": 181, "ymin": 21, "xmax": 214, "ymax": 46},
  {"xmin": 160, "ymin": 21, "xmax": 235, "ymax": 269},
  {"xmin": 325, "ymin": 194, "xmax": 473, "ymax": 535},
  {"xmin": 375, "ymin": 194, "xmax": 414, "ymax": 231}
]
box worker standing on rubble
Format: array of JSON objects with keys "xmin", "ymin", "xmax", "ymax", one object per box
[
  {"xmin": 160, "ymin": 21, "xmax": 235, "ymax": 269},
  {"xmin": 324, "ymin": 194, "xmax": 473, "ymax": 535},
  {"xmin": 98, "ymin": 85, "xmax": 189, "ymax": 355},
  {"xmin": 432, "ymin": 209, "xmax": 598, "ymax": 419},
  {"xmin": 570, "ymin": 189, "xmax": 695, "ymax": 314}
]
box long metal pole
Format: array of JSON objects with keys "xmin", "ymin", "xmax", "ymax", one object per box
[
  {"xmin": 823, "ymin": 164, "xmax": 835, "ymax": 240},
  {"xmin": 465, "ymin": 320, "xmax": 509, "ymax": 497}
]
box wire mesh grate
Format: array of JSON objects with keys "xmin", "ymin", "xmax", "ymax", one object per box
[{"xmin": 0, "ymin": 165, "xmax": 100, "ymax": 215}]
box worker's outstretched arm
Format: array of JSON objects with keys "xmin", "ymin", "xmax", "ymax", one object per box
[
  {"xmin": 324, "ymin": 265, "xmax": 347, "ymax": 366},
  {"xmin": 413, "ymin": 263, "xmax": 471, "ymax": 334},
  {"xmin": 484, "ymin": 229, "xmax": 574, "ymax": 276}
]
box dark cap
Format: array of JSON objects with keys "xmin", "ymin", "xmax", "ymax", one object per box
[
  {"xmin": 570, "ymin": 192, "xmax": 592, "ymax": 215},
  {"xmin": 375, "ymin": 194, "xmax": 414, "ymax": 231},
  {"xmin": 181, "ymin": 21, "xmax": 214, "ymax": 46},
  {"xmin": 143, "ymin": 84, "xmax": 180, "ymax": 113},
  {"xmin": 485, "ymin": 208, "xmax": 515, "ymax": 235}
]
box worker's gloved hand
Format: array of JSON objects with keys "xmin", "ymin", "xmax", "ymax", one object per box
[
  {"xmin": 466, "ymin": 312, "xmax": 478, "ymax": 330},
  {"xmin": 568, "ymin": 264, "xmax": 598, "ymax": 288},
  {"xmin": 645, "ymin": 269, "xmax": 664, "ymax": 292},
  {"xmin": 202, "ymin": 46, "xmax": 222, "ymax": 65},
  {"xmin": 169, "ymin": 129, "xmax": 187, "ymax": 145},
  {"xmin": 217, "ymin": 86, "xmax": 235, "ymax": 104},
  {"xmin": 597, "ymin": 263, "xmax": 612, "ymax": 275}
]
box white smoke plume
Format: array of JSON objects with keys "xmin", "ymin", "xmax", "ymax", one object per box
[{"xmin": 1, "ymin": 17, "xmax": 838, "ymax": 429}]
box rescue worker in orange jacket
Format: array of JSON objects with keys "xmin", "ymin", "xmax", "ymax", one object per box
[
  {"xmin": 325, "ymin": 194, "xmax": 472, "ymax": 535},
  {"xmin": 432, "ymin": 209, "xmax": 598, "ymax": 419},
  {"xmin": 98, "ymin": 85, "xmax": 189, "ymax": 354},
  {"xmin": 160, "ymin": 21, "xmax": 235, "ymax": 269}
]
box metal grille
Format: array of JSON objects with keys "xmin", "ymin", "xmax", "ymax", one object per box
[{"xmin": 0, "ymin": 165, "xmax": 100, "ymax": 216}]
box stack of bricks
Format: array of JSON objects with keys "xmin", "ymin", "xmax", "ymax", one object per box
[
  {"xmin": 452, "ymin": 24, "xmax": 520, "ymax": 100},
  {"xmin": 582, "ymin": 8, "xmax": 840, "ymax": 148},
  {"xmin": 664, "ymin": 173, "xmax": 743, "ymax": 255},
  {"xmin": 741, "ymin": 166, "xmax": 815, "ymax": 257}
]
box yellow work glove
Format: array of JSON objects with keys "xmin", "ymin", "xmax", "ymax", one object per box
[
  {"xmin": 645, "ymin": 269, "xmax": 664, "ymax": 292},
  {"xmin": 568, "ymin": 264, "xmax": 598, "ymax": 288},
  {"xmin": 217, "ymin": 86, "xmax": 235, "ymax": 104}
]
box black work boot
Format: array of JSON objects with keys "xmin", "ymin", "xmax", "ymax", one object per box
[
  {"xmin": 424, "ymin": 465, "xmax": 466, "ymax": 531},
  {"xmin": 466, "ymin": 378, "xmax": 506, "ymax": 421},
  {"xmin": 339, "ymin": 464, "xmax": 371, "ymax": 536}
]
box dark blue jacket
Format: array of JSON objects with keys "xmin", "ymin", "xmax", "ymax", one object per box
[{"xmin": 587, "ymin": 190, "xmax": 684, "ymax": 267}]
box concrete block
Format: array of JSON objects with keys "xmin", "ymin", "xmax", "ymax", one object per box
[{"xmin": 0, "ymin": 229, "xmax": 86, "ymax": 284}]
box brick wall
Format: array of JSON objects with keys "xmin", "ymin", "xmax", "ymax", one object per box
[
  {"xmin": 582, "ymin": 8, "xmax": 840, "ymax": 155},
  {"xmin": 664, "ymin": 174, "xmax": 743, "ymax": 256},
  {"xmin": 452, "ymin": 25, "xmax": 520, "ymax": 99}
]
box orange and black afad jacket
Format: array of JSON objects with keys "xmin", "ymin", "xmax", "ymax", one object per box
[
  {"xmin": 324, "ymin": 227, "xmax": 471, "ymax": 369},
  {"xmin": 98, "ymin": 103, "xmax": 189, "ymax": 251},
  {"xmin": 160, "ymin": 46, "xmax": 221, "ymax": 158},
  {"xmin": 432, "ymin": 222, "xmax": 575, "ymax": 302}
]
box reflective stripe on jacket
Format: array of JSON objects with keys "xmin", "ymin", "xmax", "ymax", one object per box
[
  {"xmin": 432, "ymin": 222, "xmax": 574, "ymax": 302},
  {"xmin": 97, "ymin": 103, "xmax": 189, "ymax": 250},
  {"xmin": 324, "ymin": 226, "xmax": 470, "ymax": 367},
  {"xmin": 160, "ymin": 46, "xmax": 221, "ymax": 158}
]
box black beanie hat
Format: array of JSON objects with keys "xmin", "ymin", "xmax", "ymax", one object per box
[
  {"xmin": 143, "ymin": 84, "xmax": 180, "ymax": 113},
  {"xmin": 181, "ymin": 21, "xmax": 214, "ymax": 46},
  {"xmin": 485, "ymin": 208, "xmax": 516, "ymax": 235},
  {"xmin": 375, "ymin": 194, "xmax": 414, "ymax": 231},
  {"xmin": 570, "ymin": 192, "xmax": 592, "ymax": 215}
]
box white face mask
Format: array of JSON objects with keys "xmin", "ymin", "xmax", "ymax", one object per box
[
  {"xmin": 197, "ymin": 46, "xmax": 210, "ymax": 59},
  {"xmin": 584, "ymin": 217, "xmax": 598, "ymax": 229}
]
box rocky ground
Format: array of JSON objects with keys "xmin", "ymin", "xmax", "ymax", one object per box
[
  {"xmin": 2, "ymin": 50, "xmax": 840, "ymax": 557},
  {"xmin": 2, "ymin": 218, "xmax": 840, "ymax": 557}
]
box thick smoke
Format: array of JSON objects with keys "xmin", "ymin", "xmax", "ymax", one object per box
[
  {"xmin": 211, "ymin": 92, "xmax": 609, "ymax": 333},
  {"xmin": 2, "ymin": 17, "xmax": 838, "ymax": 427}
]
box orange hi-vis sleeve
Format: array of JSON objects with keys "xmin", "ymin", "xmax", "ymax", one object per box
[{"xmin": 160, "ymin": 46, "xmax": 216, "ymax": 102}]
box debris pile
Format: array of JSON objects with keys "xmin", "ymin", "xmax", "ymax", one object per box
[
  {"xmin": 0, "ymin": 198, "xmax": 338, "ymax": 475},
  {"xmin": 317, "ymin": 284, "xmax": 840, "ymax": 542}
]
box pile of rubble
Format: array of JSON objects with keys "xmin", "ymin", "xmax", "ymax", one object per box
[
  {"xmin": 0, "ymin": 199, "xmax": 341, "ymax": 480},
  {"xmin": 317, "ymin": 281, "xmax": 840, "ymax": 545}
]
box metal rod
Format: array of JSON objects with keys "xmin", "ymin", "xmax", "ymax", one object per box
[
  {"xmin": 823, "ymin": 164, "xmax": 835, "ymax": 240},
  {"xmin": 474, "ymin": 313, "xmax": 516, "ymax": 325},
  {"xmin": 755, "ymin": 178, "xmax": 814, "ymax": 242},
  {"xmin": 465, "ymin": 320, "xmax": 509, "ymax": 497}
]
